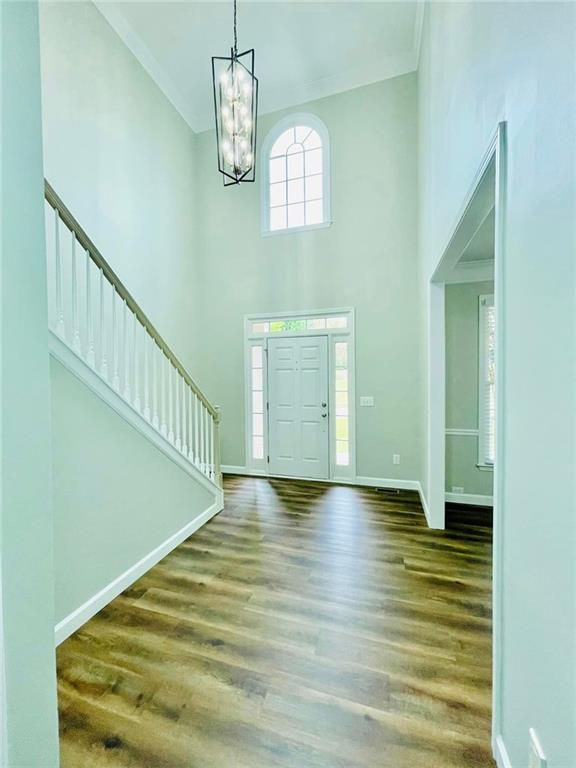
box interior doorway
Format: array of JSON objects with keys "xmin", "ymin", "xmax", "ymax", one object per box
[
  {"xmin": 426, "ymin": 122, "xmax": 507, "ymax": 758},
  {"xmin": 268, "ymin": 335, "xmax": 329, "ymax": 479}
]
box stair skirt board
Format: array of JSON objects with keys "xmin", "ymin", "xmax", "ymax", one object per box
[{"xmin": 54, "ymin": 494, "xmax": 223, "ymax": 646}]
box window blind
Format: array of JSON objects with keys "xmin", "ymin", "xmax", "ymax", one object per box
[{"xmin": 479, "ymin": 295, "xmax": 496, "ymax": 466}]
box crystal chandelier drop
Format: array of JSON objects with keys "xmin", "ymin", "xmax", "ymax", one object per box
[{"xmin": 211, "ymin": 0, "xmax": 259, "ymax": 186}]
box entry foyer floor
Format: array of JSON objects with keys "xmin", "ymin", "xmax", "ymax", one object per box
[{"xmin": 57, "ymin": 475, "xmax": 495, "ymax": 767}]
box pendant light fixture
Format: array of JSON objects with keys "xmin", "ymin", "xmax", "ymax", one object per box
[{"xmin": 211, "ymin": 0, "xmax": 259, "ymax": 186}]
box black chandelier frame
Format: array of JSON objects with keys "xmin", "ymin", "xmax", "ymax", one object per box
[
  {"xmin": 211, "ymin": 0, "xmax": 259, "ymax": 187},
  {"xmin": 211, "ymin": 47, "xmax": 259, "ymax": 186}
]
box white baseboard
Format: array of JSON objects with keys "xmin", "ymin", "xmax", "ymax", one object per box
[
  {"xmin": 445, "ymin": 492, "xmax": 493, "ymax": 507},
  {"xmin": 355, "ymin": 475, "xmax": 420, "ymax": 491},
  {"xmin": 222, "ymin": 466, "xmax": 421, "ymax": 493},
  {"xmin": 493, "ymin": 734, "xmax": 512, "ymax": 768},
  {"xmin": 54, "ymin": 494, "xmax": 223, "ymax": 646}
]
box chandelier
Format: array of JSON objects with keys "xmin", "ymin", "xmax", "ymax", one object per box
[{"xmin": 211, "ymin": 0, "xmax": 259, "ymax": 186}]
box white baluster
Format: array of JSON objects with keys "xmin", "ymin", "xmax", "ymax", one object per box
[
  {"xmin": 168, "ymin": 360, "xmax": 175, "ymax": 444},
  {"xmin": 133, "ymin": 315, "xmax": 141, "ymax": 412},
  {"xmin": 194, "ymin": 394, "xmax": 200, "ymax": 467},
  {"xmin": 123, "ymin": 300, "xmax": 131, "ymax": 402},
  {"xmin": 181, "ymin": 378, "xmax": 188, "ymax": 457},
  {"xmin": 143, "ymin": 330, "xmax": 151, "ymax": 422},
  {"xmin": 111, "ymin": 287, "xmax": 120, "ymax": 391},
  {"xmin": 205, "ymin": 407, "xmax": 210, "ymax": 477},
  {"xmin": 202, "ymin": 405, "xmax": 207, "ymax": 474},
  {"xmin": 174, "ymin": 370, "xmax": 181, "ymax": 451},
  {"xmin": 152, "ymin": 344, "xmax": 160, "ymax": 429},
  {"xmin": 188, "ymin": 387, "xmax": 194, "ymax": 463},
  {"xmin": 54, "ymin": 211, "xmax": 65, "ymax": 339},
  {"xmin": 86, "ymin": 252, "xmax": 95, "ymax": 367},
  {"xmin": 99, "ymin": 268, "xmax": 108, "ymax": 380},
  {"xmin": 160, "ymin": 352, "xmax": 167, "ymax": 437},
  {"xmin": 71, "ymin": 232, "xmax": 81, "ymax": 352},
  {"xmin": 210, "ymin": 412, "xmax": 215, "ymax": 479}
]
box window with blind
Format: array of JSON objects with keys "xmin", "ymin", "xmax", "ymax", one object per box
[{"xmin": 478, "ymin": 295, "xmax": 495, "ymax": 466}]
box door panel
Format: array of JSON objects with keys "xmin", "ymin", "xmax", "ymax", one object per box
[{"xmin": 268, "ymin": 336, "xmax": 329, "ymax": 479}]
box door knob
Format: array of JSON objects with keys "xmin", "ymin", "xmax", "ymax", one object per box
[
  {"xmin": 321, "ymin": 402, "xmax": 327, "ymax": 407},
  {"xmin": 322, "ymin": 413, "xmax": 327, "ymax": 418}
]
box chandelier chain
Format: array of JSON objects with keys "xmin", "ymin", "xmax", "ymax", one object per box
[{"xmin": 233, "ymin": 0, "xmax": 238, "ymax": 56}]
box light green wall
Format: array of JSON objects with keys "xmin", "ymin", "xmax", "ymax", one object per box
[
  {"xmin": 50, "ymin": 359, "xmax": 213, "ymax": 625},
  {"xmin": 419, "ymin": 2, "xmax": 575, "ymax": 765},
  {"xmin": 39, "ymin": 1, "xmax": 199, "ymax": 369},
  {"xmin": 0, "ymin": 1, "xmax": 60, "ymax": 763},
  {"xmin": 445, "ymin": 281, "xmax": 493, "ymax": 497},
  {"xmin": 38, "ymin": 4, "xmax": 422, "ymax": 485},
  {"xmin": 192, "ymin": 75, "xmax": 422, "ymax": 481}
]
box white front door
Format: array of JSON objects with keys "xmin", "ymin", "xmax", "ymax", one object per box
[{"xmin": 267, "ymin": 335, "xmax": 329, "ymax": 479}]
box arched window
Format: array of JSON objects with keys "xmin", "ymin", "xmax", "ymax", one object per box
[{"xmin": 261, "ymin": 114, "xmax": 331, "ymax": 235}]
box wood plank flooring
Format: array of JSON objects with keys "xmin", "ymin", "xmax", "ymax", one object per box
[{"xmin": 57, "ymin": 475, "xmax": 495, "ymax": 768}]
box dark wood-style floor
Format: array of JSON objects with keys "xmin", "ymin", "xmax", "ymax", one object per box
[{"xmin": 57, "ymin": 475, "xmax": 495, "ymax": 768}]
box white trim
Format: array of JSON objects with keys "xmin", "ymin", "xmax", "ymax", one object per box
[
  {"xmin": 0, "ymin": 586, "xmax": 6, "ymax": 768},
  {"xmin": 244, "ymin": 308, "xmax": 356, "ymax": 482},
  {"xmin": 247, "ymin": 306, "xmax": 353, "ymax": 323},
  {"xmin": 49, "ymin": 333, "xmax": 219, "ymax": 496},
  {"xmin": 492, "ymin": 121, "xmax": 508, "ymax": 750},
  {"xmin": 93, "ymin": 0, "xmax": 417, "ymax": 133},
  {"xmin": 94, "ymin": 2, "xmax": 199, "ymax": 131},
  {"xmin": 413, "ymin": 1, "xmax": 426, "ymax": 68},
  {"xmin": 427, "ymin": 281, "xmax": 446, "ymax": 529},
  {"xmin": 54, "ymin": 495, "xmax": 222, "ymax": 646},
  {"xmin": 445, "ymin": 427, "xmax": 479, "ymax": 436},
  {"xmin": 445, "ymin": 492, "xmax": 493, "ymax": 507},
  {"xmin": 493, "ymin": 734, "xmax": 513, "ymax": 768},
  {"xmin": 423, "ymin": 123, "xmax": 507, "ymax": 749},
  {"xmin": 221, "ymin": 464, "xmax": 250, "ymax": 475},
  {"xmin": 222, "ymin": 466, "xmax": 421, "ymax": 493},
  {"xmin": 261, "ymin": 220, "xmax": 331, "ymax": 239},
  {"xmin": 418, "ymin": 482, "xmax": 431, "ymax": 526},
  {"xmin": 355, "ymin": 476, "xmax": 420, "ymax": 492},
  {"xmin": 260, "ymin": 113, "xmax": 332, "ymax": 237}
]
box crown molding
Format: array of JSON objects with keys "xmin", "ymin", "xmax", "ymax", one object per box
[
  {"xmin": 94, "ymin": 1, "xmax": 420, "ymax": 134},
  {"xmin": 196, "ymin": 50, "xmax": 417, "ymax": 132},
  {"xmin": 94, "ymin": 1, "xmax": 201, "ymax": 131},
  {"xmin": 413, "ymin": 0, "xmax": 426, "ymax": 69}
]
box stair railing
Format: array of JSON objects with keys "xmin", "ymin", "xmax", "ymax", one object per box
[{"xmin": 44, "ymin": 181, "xmax": 221, "ymax": 487}]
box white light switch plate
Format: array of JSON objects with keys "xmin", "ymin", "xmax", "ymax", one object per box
[
  {"xmin": 529, "ymin": 729, "xmax": 547, "ymax": 768},
  {"xmin": 360, "ymin": 396, "xmax": 374, "ymax": 407}
]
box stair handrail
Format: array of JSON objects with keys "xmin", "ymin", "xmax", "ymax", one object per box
[{"xmin": 44, "ymin": 180, "xmax": 221, "ymax": 487}]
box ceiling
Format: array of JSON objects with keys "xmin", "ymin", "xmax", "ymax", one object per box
[
  {"xmin": 95, "ymin": 1, "xmax": 424, "ymax": 132},
  {"xmin": 459, "ymin": 208, "xmax": 495, "ymax": 264}
]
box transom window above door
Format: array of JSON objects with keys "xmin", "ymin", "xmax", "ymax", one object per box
[{"xmin": 261, "ymin": 114, "xmax": 331, "ymax": 236}]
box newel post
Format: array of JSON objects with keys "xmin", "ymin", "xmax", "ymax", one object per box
[{"xmin": 214, "ymin": 405, "xmax": 223, "ymax": 488}]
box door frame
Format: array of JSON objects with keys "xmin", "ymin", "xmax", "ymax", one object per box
[
  {"xmin": 244, "ymin": 307, "xmax": 356, "ymax": 482},
  {"xmin": 426, "ymin": 122, "xmax": 507, "ymax": 758}
]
